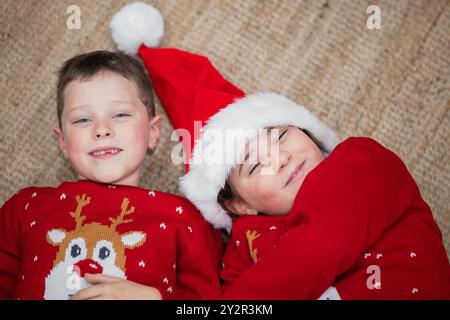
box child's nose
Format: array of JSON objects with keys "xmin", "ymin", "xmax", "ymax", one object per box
[
  {"xmin": 96, "ymin": 131, "xmax": 111, "ymax": 138},
  {"xmin": 94, "ymin": 123, "xmax": 114, "ymax": 139},
  {"xmin": 278, "ymin": 151, "xmax": 291, "ymax": 169},
  {"xmin": 261, "ymin": 152, "xmax": 290, "ymax": 175}
]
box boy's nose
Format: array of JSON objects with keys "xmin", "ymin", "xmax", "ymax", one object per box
[
  {"xmin": 96, "ymin": 132, "xmax": 111, "ymax": 138},
  {"xmin": 94, "ymin": 126, "xmax": 114, "ymax": 139}
]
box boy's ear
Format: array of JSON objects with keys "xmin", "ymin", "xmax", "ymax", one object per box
[
  {"xmin": 148, "ymin": 115, "xmax": 162, "ymax": 150},
  {"xmin": 53, "ymin": 128, "xmax": 69, "ymax": 159},
  {"xmin": 224, "ymin": 198, "xmax": 258, "ymax": 216}
]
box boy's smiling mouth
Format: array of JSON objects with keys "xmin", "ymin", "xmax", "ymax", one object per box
[
  {"xmin": 285, "ymin": 160, "xmax": 306, "ymax": 187},
  {"xmin": 88, "ymin": 146, "xmax": 123, "ymax": 159}
]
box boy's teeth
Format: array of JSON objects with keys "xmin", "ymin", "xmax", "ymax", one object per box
[{"xmin": 92, "ymin": 149, "xmax": 119, "ymax": 156}]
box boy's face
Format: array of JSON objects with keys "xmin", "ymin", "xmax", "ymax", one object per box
[
  {"xmin": 54, "ymin": 71, "xmax": 161, "ymax": 186},
  {"xmin": 227, "ymin": 126, "xmax": 324, "ymax": 216}
]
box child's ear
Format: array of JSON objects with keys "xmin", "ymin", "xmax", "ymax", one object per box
[
  {"xmin": 224, "ymin": 198, "xmax": 258, "ymax": 216},
  {"xmin": 53, "ymin": 128, "xmax": 69, "ymax": 159},
  {"xmin": 148, "ymin": 115, "xmax": 162, "ymax": 150}
]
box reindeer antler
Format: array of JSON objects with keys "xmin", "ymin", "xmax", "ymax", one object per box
[
  {"xmin": 109, "ymin": 198, "xmax": 135, "ymax": 230},
  {"xmin": 246, "ymin": 230, "xmax": 261, "ymax": 263},
  {"xmin": 70, "ymin": 194, "xmax": 90, "ymax": 229}
]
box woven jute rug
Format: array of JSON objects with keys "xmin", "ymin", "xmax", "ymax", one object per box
[{"xmin": 1, "ymin": 0, "xmax": 449, "ymax": 257}]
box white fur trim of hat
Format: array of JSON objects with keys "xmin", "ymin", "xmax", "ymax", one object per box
[{"xmin": 179, "ymin": 92, "xmax": 340, "ymax": 232}]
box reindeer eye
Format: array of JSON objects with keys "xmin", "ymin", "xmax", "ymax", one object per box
[
  {"xmin": 99, "ymin": 247, "xmax": 110, "ymax": 260},
  {"xmin": 71, "ymin": 244, "xmax": 81, "ymax": 258}
]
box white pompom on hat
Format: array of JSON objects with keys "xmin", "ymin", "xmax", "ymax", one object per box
[{"xmin": 110, "ymin": 2, "xmax": 164, "ymax": 55}]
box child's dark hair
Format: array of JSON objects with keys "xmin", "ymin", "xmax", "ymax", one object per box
[
  {"xmin": 217, "ymin": 180, "xmax": 240, "ymax": 220},
  {"xmin": 56, "ymin": 50, "xmax": 155, "ymax": 128},
  {"xmin": 217, "ymin": 127, "xmax": 325, "ymax": 216}
]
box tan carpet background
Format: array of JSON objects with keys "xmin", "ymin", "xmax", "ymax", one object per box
[{"xmin": 0, "ymin": 0, "xmax": 449, "ymax": 257}]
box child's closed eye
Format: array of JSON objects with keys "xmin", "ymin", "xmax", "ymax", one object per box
[
  {"xmin": 278, "ymin": 129, "xmax": 288, "ymax": 142},
  {"xmin": 249, "ymin": 162, "xmax": 260, "ymax": 176}
]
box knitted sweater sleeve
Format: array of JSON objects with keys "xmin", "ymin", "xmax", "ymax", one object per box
[
  {"xmin": 220, "ymin": 224, "xmax": 254, "ymax": 291},
  {"xmin": 0, "ymin": 189, "xmax": 31, "ymax": 299},
  {"xmin": 171, "ymin": 204, "xmax": 223, "ymax": 299}
]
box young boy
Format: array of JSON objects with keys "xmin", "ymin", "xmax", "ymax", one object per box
[
  {"xmin": 137, "ymin": 47, "xmax": 450, "ymax": 299},
  {"xmin": 0, "ymin": 51, "xmax": 222, "ymax": 300}
]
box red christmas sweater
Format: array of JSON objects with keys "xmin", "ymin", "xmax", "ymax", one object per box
[
  {"xmin": 221, "ymin": 138, "xmax": 450, "ymax": 299},
  {"xmin": 0, "ymin": 180, "xmax": 223, "ymax": 300}
]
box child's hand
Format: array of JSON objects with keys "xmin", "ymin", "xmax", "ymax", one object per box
[{"xmin": 70, "ymin": 273, "xmax": 162, "ymax": 300}]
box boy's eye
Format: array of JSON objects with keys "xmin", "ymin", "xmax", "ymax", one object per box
[
  {"xmin": 72, "ymin": 118, "xmax": 90, "ymax": 124},
  {"xmin": 114, "ymin": 113, "xmax": 130, "ymax": 118},
  {"xmin": 278, "ymin": 129, "xmax": 288, "ymax": 141},
  {"xmin": 249, "ymin": 162, "xmax": 260, "ymax": 176}
]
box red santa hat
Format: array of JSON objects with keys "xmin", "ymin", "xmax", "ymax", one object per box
[{"xmin": 110, "ymin": 3, "xmax": 340, "ymax": 232}]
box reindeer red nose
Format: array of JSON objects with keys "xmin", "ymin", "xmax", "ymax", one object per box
[{"xmin": 73, "ymin": 259, "xmax": 103, "ymax": 277}]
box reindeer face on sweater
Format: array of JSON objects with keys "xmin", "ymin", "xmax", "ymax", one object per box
[{"xmin": 43, "ymin": 194, "xmax": 146, "ymax": 300}]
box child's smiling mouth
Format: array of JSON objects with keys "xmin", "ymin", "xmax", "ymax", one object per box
[
  {"xmin": 88, "ymin": 146, "xmax": 123, "ymax": 159},
  {"xmin": 285, "ymin": 160, "xmax": 306, "ymax": 187}
]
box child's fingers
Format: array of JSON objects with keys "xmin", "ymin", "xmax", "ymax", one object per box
[
  {"xmin": 84, "ymin": 273, "xmax": 123, "ymax": 284},
  {"xmin": 70, "ymin": 284, "xmax": 103, "ymax": 300},
  {"xmin": 89, "ymin": 295, "xmax": 111, "ymax": 300}
]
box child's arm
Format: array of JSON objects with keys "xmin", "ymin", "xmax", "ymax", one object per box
[
  {"xmin": 221, "ymin": 217, "xmax": 286, "ymax": 291},
  {"xmin": 0, "ymin": 191, "xmax": 27, "ymax": 299},
  {"xmin": 222, "ymin": 137, "xmax": 420, "ymax": 299},
  {"xmin": 171, "ymin": 204, "xmax": 224, "ymax": 299},
  {"xmin": 220, "ymin": 226, "xmax": 254, "ymax": 291}
]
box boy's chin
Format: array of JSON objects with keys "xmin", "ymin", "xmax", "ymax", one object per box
[{"xmin": 77, "ymin": 172, "xmax": 134, "ymax": 186}]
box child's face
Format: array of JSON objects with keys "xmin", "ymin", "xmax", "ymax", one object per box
[
  {"xmin": 54, "ymin": 71, "xmax": 161, "ymax": 186},
  {"xmin": 227, "ymin": 126, "xmax": 324, "ymax": 216}
]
